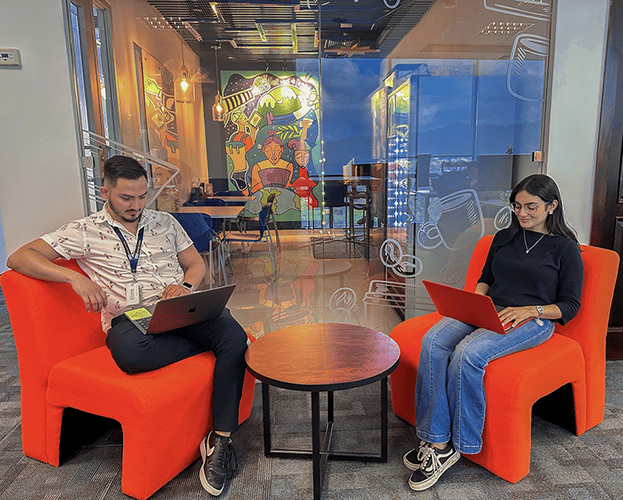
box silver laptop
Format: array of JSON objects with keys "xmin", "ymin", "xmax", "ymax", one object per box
[{"xmin": 124, "ymin": 284, "xmax": 236, "ymax": 335}]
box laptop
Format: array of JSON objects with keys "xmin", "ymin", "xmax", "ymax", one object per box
[
  {"xmin": 123, "ymin": 284, "xmax": 236, "ymax": 335},
  {"xmin": 422, "ymin": 280, "xmax": 530, "ymax": 334}
]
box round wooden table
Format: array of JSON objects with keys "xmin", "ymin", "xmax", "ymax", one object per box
[{"xmin": 245, "ymin": 323, "xmax": 400, "ymax": 500}]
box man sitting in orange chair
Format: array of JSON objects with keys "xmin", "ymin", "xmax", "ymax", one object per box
[{"xmin": 7, "ymin": 155, "xmax": 245, "ymax": 497}]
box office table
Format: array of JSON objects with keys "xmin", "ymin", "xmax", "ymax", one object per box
[
  {"xmin": 175, "ymin": 205, "xmax": 244, "ymax": 219},
  {"xmin": 245, "ymin": 323, "xmax": 400, "ymax": 500},
  {"xmin": 211, "ymin": 195, "xmax": 252, "ymax": 204}
]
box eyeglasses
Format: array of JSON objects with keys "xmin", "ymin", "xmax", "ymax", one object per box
[{"xmin": 510, "ymin": 202, "xmax": 545, "ymax": 215}]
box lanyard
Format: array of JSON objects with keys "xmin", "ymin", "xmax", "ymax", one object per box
[{"xmin": 113, "ymin": 226, "xmax": 144, "ymax": 274}]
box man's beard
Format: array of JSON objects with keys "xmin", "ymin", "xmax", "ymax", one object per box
[{"xmin": 108, "ymin": 200, "xmax": 142, "ymax": 223}]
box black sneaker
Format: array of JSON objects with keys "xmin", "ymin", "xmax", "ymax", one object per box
[
  {"xmin": 408, "ymin": 443, "xmax": 460, "ymax": 491},
  {"xmin": 403, "ymin": 440, "xmax": 431, "ymax": 471},
  {"xmin": 199, "ymin": 431, "xmax": 238, "ymax": 496}
]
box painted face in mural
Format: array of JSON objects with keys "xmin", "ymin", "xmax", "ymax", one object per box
[
  {"xmin": 263, "ymin": 142, "xmax": 284, "ymax": 166},
  {"xmin": 294, "ymin": 149, "xmax": 310, "ymax": 168}
]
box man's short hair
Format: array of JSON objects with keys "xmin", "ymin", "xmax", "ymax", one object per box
[{"xmin": 103, "ymin": 155, "xmax": 148, "ymax": 187}]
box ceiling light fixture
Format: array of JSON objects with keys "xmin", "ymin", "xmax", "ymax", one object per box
[
  {"xmin": 175, "ymin": 40, "xmax": 195, "ymax": 103},
  {"xmin": 210, "ymin": 2, "xmax": 225, "ymax": 23},
  {"xmin": 211, "ymin": 45, "xmax": 225, "ymax": 122},
  {"xmin": 174, "ymin": 1, "xmax": 194, "ymax": 104},
  {"xmin": 479, "ymin": 21, "xmax": 533, "ymax": 36}
]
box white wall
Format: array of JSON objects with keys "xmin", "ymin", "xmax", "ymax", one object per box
[
  {"xmin": 0, "ymin": 0, "xmax": 84, "ymax": 260},
  {"xmin": 546, "ymin": 0, "xmax": 610, "ymax": 244},
  {"xmin": 0, "ymin": 207, "xmax": 6, "ymax": 273}
]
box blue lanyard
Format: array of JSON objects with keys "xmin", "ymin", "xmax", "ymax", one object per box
[{"xmin": 113, "ymin": 226, "xmax": 144, "ymax": 274}]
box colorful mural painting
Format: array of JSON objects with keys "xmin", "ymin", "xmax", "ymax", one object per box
[
  {"xmin": 220, "ymin": 71, "xmax": 321, "ymax": 222},
  {"xmin": 137, "ymin": 48, "xmax": 182, "ymax": 212},
  {"xmin": 140, "ymin": 50, "xmax": 180, "ymax": 185}
]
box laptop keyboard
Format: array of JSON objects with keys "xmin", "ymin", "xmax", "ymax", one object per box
[{"xmin": 134, "ymin": 316, "xmax": 151, "ymax": 331}]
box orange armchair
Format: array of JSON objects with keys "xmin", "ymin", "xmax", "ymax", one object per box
[
  {"xmin": 1, "ymin": 259, "xmax": 256, "ymax": 500},
  {"xmin": 389, "ymin": 235, "xmax": 619, "ymax": 483}
]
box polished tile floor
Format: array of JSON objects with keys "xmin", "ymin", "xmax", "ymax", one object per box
[{"xmin": 220, "ymin": 228, "xmax": 403, "ymax": 339}]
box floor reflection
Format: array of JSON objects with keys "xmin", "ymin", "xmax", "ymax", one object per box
[{"xmin": 220, "ymin": 229, "xmax": 403, "ymax": 338}]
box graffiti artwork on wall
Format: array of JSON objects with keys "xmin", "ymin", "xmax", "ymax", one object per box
[
  {"xmin": 139, "ymin": 49, "xmax": 180, "ymax": 189},
  {"xmin": 220, "ymin": 71, "xmax": 320, "ymax": 220}
]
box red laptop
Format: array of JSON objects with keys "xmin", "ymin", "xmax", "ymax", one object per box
[{"xmin": 422, "ymin": 280, "xmax": 529, "ymax": 334}]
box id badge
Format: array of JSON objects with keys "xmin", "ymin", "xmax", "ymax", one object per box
[{"xmin": 127, "ymin": 282, "xmax": 141, "ymax": 305}]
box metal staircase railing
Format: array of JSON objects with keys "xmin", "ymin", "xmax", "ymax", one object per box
[{"xmin": 80, "ymin": 130, "xmax": 181, "ymax": 214}]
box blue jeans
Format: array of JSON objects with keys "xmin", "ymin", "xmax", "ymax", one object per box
[{"xmin": 415, "ymin": 316, "xmax": 554, "ymax": 454}]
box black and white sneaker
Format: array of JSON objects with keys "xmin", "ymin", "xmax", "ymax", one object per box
[
  {"xmin": 403, "ymin": 440, "xmax": 432, "ymax": 471},
  {"xmin": 199, "ymin": 431, "xmax": 238, "ymax": 496},
  {"xmin": 408, "ymin": 443, "xmax": 460, "ymax": 491}
]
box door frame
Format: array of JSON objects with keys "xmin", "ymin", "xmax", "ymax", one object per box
[{"xmin": 591, "ymin": 0, "xmax": 623, "ymax": 354}]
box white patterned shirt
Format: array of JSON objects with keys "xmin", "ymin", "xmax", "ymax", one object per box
[{"xmin": 42, "ymin": 206, "xmax": 194, "ymax": 332}]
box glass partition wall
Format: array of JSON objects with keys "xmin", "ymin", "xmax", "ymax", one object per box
[
  {"xmin": 293, "ymin": 0, "xmax": 552, "ymax": 331},
  {"xmin": 69, "ymin": 0, "xmax": 553, "ymax": 337}
]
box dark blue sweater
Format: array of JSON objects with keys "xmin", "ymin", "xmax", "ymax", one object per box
[{"xmin": 478, "ymin": 228, "xmax": 583, "ymax": 325}]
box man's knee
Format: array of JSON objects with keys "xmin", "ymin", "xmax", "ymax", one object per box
[
  {"xmin": 106, "ymin": 324, "xmax": 151, "ymax": 374},
  {"xmin": 213, "ymin": 314, "xmax": 248, "ymax": 350},
  {"xmin": 106, "ymin": 340, "xmax": 146, "ymax": 374}
]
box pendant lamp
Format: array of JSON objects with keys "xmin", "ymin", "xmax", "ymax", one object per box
[
  {"xmin": 211, "ymin": 45, "xmax": 225, "ymax": 121},
  {"xmin": 175, "ymin": 40, "xmax": 195, "ymax": 104}
]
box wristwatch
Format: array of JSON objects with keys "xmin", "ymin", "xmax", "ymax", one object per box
[
  {"xmin": 535, "ymin": 305, "xmax": 544, "ymax": 317},
  {"xmin": 181, "ymin": 281, "xmax": 194, "ymax": 292}
]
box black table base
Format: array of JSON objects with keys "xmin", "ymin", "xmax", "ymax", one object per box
[{"xmin": 261, "ymin": 378, "xmax": 389, "ymax": 500}]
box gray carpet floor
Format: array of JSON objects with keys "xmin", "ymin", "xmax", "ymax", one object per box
[{"xmin": 1, "ymin": 289, "xmax": 622, "ymax": 499}]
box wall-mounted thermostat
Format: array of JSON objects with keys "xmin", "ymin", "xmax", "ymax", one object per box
[{"xmin": 0, "ymin": 49, "xmax": 21, "ymax": 66}]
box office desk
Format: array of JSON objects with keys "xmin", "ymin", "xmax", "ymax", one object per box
[
  {"xmin": 176, "ymin": 206, "xmax": 244, "ymax": 219},
  {"xmin": 211, "ymin": 195, "xmax": 252, "ymax": 204}
]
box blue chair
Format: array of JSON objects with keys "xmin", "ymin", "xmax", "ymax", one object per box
[
  {"xmin": 238, "ymin": 193, "xmax": 280, "ymax": 251},
  {"xmin": 323, "ymin": 182, "xmax": 348, "ymax": 228},
  {"xmin": 170, "ymin": 212, "xmax": 227, "ymax": 287},
  {"xmin": 223, "ymin": 205, "xmax": 277, "ymax": 281},
  {"xmin": 182, "ymin": 198, "xmax": 225, "ymax": 233}
]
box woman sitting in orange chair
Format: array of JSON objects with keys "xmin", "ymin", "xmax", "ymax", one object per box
[{"xmin": 403, "ymin": 174, "xmax": 583, "ymax": 491}]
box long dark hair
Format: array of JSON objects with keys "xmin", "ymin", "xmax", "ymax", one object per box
[{"xmin": 503, "ymin": 174, "xmax": 578, "ymax": 244}]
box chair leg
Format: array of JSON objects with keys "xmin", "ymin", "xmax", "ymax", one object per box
[
  {"xmin": 208, "ymin": 242, "xmax": 214, "ymax": 289},
  {"xmin": 270, "ymin": 217, "xmax": 281, "ymax": 251},
  {"xmin": 225, "ymin": 241, "xmax": 235, "ymax": 276},
  {"xmin": 214, "ymin": 242, "xmax": 228, "ymax": 286},
  {"xmin": 265, "ymin": 234, "xmax": 277, "ymax": 281},
  {"xmin": 218, "ymin": 241, "xmax": 229, "ymax": 281}
]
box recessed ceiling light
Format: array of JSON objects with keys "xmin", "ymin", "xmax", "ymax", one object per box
[{"xmin": 479, "ymin": 21, "xmax": 533, "ymax": 36}]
